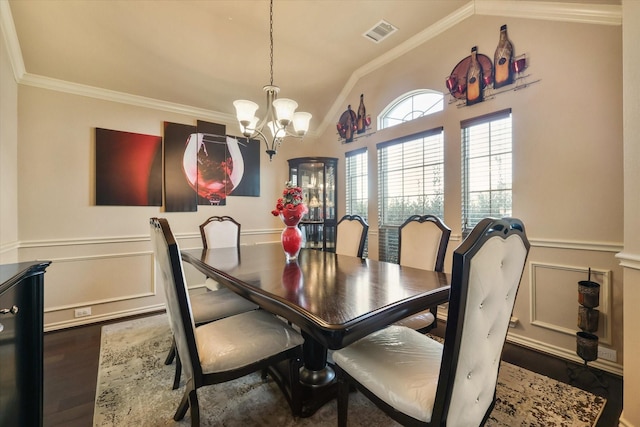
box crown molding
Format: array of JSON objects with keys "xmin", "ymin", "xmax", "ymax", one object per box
[
  {"xmin": 19, "ymin": 72, "xmax": 237, "ymax": 124},
  {"xmin": 2, "ymin": 0, "xmax": 622, "ymax": 135},
  {"xmin": 475, "ymin": 1, "xmax": 622, "ymax": 26},
  {"xmin": 0, "ymin": 0, "xmax": 25, "ymax": 80}
]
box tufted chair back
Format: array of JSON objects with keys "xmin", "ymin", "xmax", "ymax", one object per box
[
  {"xmin": 200, "ymin": 216, "xmax": 241, "ymax": 249},
  {"xmin": 336, "ymin": 215, "xmax": 369, "ymax": 258},
  {"xmin": 435, "ymin": 217, "xmax": 530, "ymax": 425}
]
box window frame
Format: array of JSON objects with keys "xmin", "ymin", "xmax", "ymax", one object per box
[
  {"xmin": 376, "ymin": 126, "xmax": 445, "ymax": 263},
  {"xmin": 378, "ymin": 89, "xmax": 444, "ymax": 130},
  {"xmin": 345, "ymin": 147, "xmax": 368, "ymax": 219},
  {"xmin": 461, "ymin": 108, "xmax": 513, "ymax": 235}
]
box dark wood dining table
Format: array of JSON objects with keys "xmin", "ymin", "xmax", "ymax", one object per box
[{"xmin": 181, "ymin": 243, "xmax": 450, "ymax": 416}]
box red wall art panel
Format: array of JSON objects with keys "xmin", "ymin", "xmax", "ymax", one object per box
[{"xmin": 95, "ymin": 128, "xmax": 162, "ymax": 206}]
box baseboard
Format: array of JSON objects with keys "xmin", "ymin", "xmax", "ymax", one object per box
[
  {"xmin": 44, "ymin": 305, "xmax": 165, "ymax": 332},
  {"xmin": 437, "ymin": 310, "xmax": 623, "ymax": 377},
  {"xmin": 506, "ymin": 332, "xmax": 623, "ymax": 377},
  {"xmin": 618, "ymin": 413, "xmax": 635, "ymax": 427}
]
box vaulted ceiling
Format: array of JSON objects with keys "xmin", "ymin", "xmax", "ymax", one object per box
[{"xmin": 2, "ymin": 0, "xmax": 620, "ymax": 136}]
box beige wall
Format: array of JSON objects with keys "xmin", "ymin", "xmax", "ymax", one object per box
[
  {"xmin": 0, "ymin": 28, "xmax": 19, "ymax": 263},
  {"xmin": 1, "ymin": 1, "xmax": 629, "ymax": 390},
  {"xmin": 15, "ymin": 85, "xmax": 296, "ymax": 328},
  {"xmin": 620, "ymin": 1, "xmax": 640, "ymax": 426},
  {"xmin": 312, "ymin": 15, "xmax": 625, "ymax": 374}
]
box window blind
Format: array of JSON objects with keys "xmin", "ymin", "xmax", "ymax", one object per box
[
  {"xmin": 345, "ymin": 148, "xmax": 368, "ymax": 218},
  {"xmin": 461, "ymin": 109, "xmax": 512, "ymax": 235},
  {"xmin": 377, "ymin": 127, "xmax": 444, "ymax": 262}
]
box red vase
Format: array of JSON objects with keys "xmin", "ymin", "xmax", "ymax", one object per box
[{"xmin": 280, "ymin": 204, "xmax": 307, "ymax": 261}]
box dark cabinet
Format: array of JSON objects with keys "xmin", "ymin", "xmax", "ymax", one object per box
[
  {"xmin": 0, "ymin": 261, "xmax": 50, "ymax": 427},
  {"xmin": 288, "ymin": 157, "xmax": 338, "ymax": 252}
]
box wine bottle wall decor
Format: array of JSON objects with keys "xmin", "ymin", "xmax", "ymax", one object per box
[
  {"xmin": 337, "ymin": 94, "xmax": 371, "ymax": 143},
  {"xmin": 445, "ymin": 24, "xmax": 534, "ymax": 107},
  {"xmin": 493, "ymin": 24, "xmax": 514, "ymax": 89},
  {"xmin": 466, "ymin": 46, "xmax": 484, "ymax": 105}
]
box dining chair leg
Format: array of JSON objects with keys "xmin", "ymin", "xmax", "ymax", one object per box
[
  {"xmin": 337, "ymin": 367, "xmax": 349, "ymax": 427},
  {"xmin": 164, "ymin": 338, "xmax": 176, "ymax": 365},
  {"xmin": 188, "ymin": 389, "xmax": 200, "ymax": 427},
  {"xmin": 174, "ymin": 387, "xmax": 191, "ymax": 421},
  {"xmin": 172, "ymin": 352, "xmax": 182, "ymax": 390}
]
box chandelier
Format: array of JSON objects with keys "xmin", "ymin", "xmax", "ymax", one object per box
[{"xmin": 233, "ymin": 0, "xmax": 312, "ymax": 161}]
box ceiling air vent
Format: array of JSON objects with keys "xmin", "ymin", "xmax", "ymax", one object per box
[{"xmin": 363, "ymin": 20, "xmax": 398, "ymax": 44}]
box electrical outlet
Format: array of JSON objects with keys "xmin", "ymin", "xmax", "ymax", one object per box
[
  {"xmin": 509, "ymin": 316, "xmax": 519, "ymax": 328},
  {"xmin": 74, "ymin": 307, "xmax": 91, "ymax": 318},
  {"xmin": 597, "ymin": 346, "xmax": 616, "ymax": 362}
]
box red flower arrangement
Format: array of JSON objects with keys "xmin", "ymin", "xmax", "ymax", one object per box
[{"xmin": 272, "ymin": 181, "xmax": 308, "ymax": 226}]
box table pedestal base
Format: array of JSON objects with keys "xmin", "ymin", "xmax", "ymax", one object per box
[
  {"xmin": 267, "ymin": 332, "xmax": 341, "ymax": 417},
  {"xmin": 300, "ymin": 365, "xmax": 335, "ymax": 387}
]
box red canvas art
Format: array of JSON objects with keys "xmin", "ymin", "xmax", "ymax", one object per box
[{"xmin": 95, "ymin": 128, "xmax": 162, "ymax": 206}]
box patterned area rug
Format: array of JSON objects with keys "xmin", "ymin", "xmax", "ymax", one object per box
[{"xmin": 93, "ymin": 314, "xmax": 606, "ymax": 426}]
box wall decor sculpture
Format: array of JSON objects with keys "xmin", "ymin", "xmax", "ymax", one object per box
[
  {"xmin": 446, "ymin": 47, "xmax": 493, "ymax": 106},
  {"xmin": 337, "ymin": 93, "xmax": 371, "ymax": 143},
  {"xmin": 445, "ymin": 24, "xmax": 532, "ymax": 107}
]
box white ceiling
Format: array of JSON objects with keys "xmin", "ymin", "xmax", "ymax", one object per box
[{"xmin": 3, "ymin": 0, "xmax": 621, "ymax": 135}]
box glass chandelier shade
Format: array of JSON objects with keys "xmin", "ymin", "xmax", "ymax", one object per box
[{"xmin": 232, "ymin": 0, "xmax": 311, "ymax": 161}]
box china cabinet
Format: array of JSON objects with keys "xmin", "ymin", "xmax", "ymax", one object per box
[{"xmin": 288, "ymin": 157, "xmax": 338, "ymax": 252}]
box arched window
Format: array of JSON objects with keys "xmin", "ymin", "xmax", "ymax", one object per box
[{"xmin": 378, "ymin": 89, "xmax": 444, "ymax": 130}]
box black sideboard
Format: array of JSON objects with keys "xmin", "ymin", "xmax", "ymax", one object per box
[{"xmin": 0, "ymin": 261, "xmax": 51, "ymax": 427}]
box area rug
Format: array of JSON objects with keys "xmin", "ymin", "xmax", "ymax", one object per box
[{"xmin": 93, "ymin": 314, "xmax": 606, "ymax": 426}]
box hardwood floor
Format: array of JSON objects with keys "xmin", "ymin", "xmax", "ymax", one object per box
[{"xmin": 43, "ymin": 314, "xmax": 623, "ymax": 427}]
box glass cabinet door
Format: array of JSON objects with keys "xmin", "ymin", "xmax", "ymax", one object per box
[{"xmin": 288, "ymin": 157, "xmax": 338, "ymax": 252}]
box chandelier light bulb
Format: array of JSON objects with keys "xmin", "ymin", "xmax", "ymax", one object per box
[
  {"xmin": 266, "ymin": 121, "xmax": 286, "ymax": 139},
  {"xmin": 292, "ymin": 112, "xmax": 312, "ymax": 136},
  {"xmin": 233, "ymin": 100, "xmax": 259, "ymax": 127},
  {"xmin": 272, "ymin": 98, "xmax": 298, "ymax": 126},
  {"xmin": 240, "ymin": 116, "xmax": 260, "ymax": 137}
]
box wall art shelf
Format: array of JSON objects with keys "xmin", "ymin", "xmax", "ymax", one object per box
[{"xmin": 449, "ymin": 75, "xmax": 541, "ymax": 107}]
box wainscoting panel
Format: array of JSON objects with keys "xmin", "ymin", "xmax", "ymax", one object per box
[
  {"xmin": 44, "ymin": 252, "xmax": 156, "ymax": 311},
  {"xmin": 529, "ymin": 262, "xmax": 611, "ymax": 345}
]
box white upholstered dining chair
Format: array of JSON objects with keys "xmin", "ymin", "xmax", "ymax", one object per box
[
  {"xmin": 150, "ymin": 217, "xmax": 304, "ymax": 426},
  {"xmin": 335, "ymin": 214, "xmax": 369, "ymax": 258},
  {"xmin": 334, "ymin": 217, "xmax": 530, "ymax": 427},
  {"xmin": 394, "ymin": 214, "xmax": 451, "ymax": 332},
  {"xmin": 200, "ymin": 215, "xmax": 241, "ymax": 290},
  {"xmin": 163, "ymin": 215, "xmax": 258, "ymax": 389}
]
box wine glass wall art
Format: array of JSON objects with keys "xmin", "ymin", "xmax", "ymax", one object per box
[{"xmin": 95, "ymin": 120, "xmax": 260, "ymax": 211}]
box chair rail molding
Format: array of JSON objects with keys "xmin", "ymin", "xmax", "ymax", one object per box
[{"xmin": 615, "ymin": 251, "xmax": 640, "ymax": 271}]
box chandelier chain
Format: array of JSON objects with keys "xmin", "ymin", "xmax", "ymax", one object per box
[
  {"xmin": 232, "ymin": 0, "xmax": 311, "ymax": 161},
  {"xmin": 269, "ymin": 0, "xmax": 274, "ymax": 86}
]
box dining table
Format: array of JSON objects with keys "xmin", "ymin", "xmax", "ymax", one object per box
[{"xmin": 181, "ymin": 243, "xmax": 450, "ymax": 417}]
